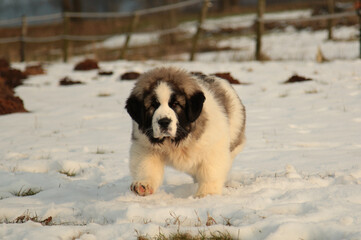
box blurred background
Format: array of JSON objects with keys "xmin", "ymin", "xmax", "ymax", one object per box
[{"xmin": 0, "ymin": 0, "xmax": 359, "ymax": 62}]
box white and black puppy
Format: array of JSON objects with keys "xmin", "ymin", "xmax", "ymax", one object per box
[{"xmin": 125, "ymin": 67, "xmax": 246, "ymax": 197}]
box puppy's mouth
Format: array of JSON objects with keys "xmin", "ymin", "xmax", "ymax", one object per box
[
  {"xmin": 160, "ymin": 132, "xmax": 173, "ymax": 139},
  {"xmin": 154, "ymin": 129, "xmax": 175, "ymax": 139}
]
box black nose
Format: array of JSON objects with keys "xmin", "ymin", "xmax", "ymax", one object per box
[{"xmin": 158, "ymin": 118, "xmax": 171, "ymax": 129}]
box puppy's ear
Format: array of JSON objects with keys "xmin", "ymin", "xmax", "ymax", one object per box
[
  {"xmin": 125, "ymin": 95, "xmax": 144, "ymax": 126},
  {"xmin": 186, "ymin": 91, "xmax": 205, "ymax": 122}
]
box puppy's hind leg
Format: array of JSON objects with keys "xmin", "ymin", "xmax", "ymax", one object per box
[{"xmin": 194, "ymin": 150, "xmax": 232, "ymax": 198}]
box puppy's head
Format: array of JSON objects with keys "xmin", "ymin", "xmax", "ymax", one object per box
[{"xmin": 125, "ymin": 68, "xmax": 205, "ymax": 144}]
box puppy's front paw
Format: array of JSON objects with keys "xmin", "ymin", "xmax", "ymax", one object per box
[{"xmin": 130, "ymin": 182, "xmax": 154, "ymax": 196}]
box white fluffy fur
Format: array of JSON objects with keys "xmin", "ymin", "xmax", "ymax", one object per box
[{"xmin": 128, "ymin": 71, "xmax": 245, "ymax": 197}]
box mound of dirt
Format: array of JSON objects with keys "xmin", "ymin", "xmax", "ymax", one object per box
[
  {"xmin": 0, "ymin": 58, "xmax": 10, "ymax": 70},
  {"xmin": 284, "ymin": 75, "xmax": 312, "ymax": 84},
  {"xmin": 0, "ymin": 60, "xmax": 28, "ymax": 115},
  {"xmin": 74, "ymin": 59, "xmax": 99, "ymax": 71},
  {"xmin": 59, "ymin": 77, "xmax": 85, "ymax": 86},
  {"xmin": 120, "ymin": 71, "xmax": 141, "ymax": 80},
  {"xmin": 0, "ymin": 77, "xmax": 27, "ymax": 115},
  {"xmin": 24, "ymin": 64, "xmax": 45, "ymax": 76},
  {"xmin": 0, "ymin": 68, "xmax": 28, "ymax": 89},
  {"xmin": 213, "ymin": 72, "xmax": 241, "ymax": 84}
]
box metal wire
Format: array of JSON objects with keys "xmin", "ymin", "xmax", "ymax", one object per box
[
  {"xmin": 26, "ymin": 13, "xmax": 63, "ymax": 22},
  {"xmin": 0, "ymin": 37, "xmax": 21, "ymax": 44}
]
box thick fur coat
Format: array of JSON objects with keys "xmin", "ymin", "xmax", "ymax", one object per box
[{"xmin": 125, "ymin": 67, "xmax": 246, "ymax": 197}]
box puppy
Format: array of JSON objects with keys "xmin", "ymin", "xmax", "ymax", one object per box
[{"xmin": 125, "ymin": 67, "xmax": 245, "ymax": 197}]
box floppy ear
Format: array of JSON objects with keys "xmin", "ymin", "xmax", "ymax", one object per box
[
  {"xmin": 186, "ymin": 91, "xmax": 205, "ymax": 122},
  {"xmin": 125, "ymin": 95, "xmax": 144, "ymax": 126}
]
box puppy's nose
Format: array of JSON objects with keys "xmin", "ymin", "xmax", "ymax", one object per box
[{"xmin": 158, "ymin": 118, "xmax": 171, "ymax": 129}]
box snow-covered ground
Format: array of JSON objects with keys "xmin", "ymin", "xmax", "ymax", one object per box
[
  {"xmin": 0, "ymin": 57, "xmax": 361, "ymax": 239},
  {"xmin": 1, "ymin": 8, "xmax": 361, "ymax": 240}
]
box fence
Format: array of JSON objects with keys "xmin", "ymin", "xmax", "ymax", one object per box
[
  {"xmin": 255, "ymin": 0, "xmax": 359, "ymax": 60},
  {"xmin": 0, "ymin": 0, "xmax": 208, "ymax": 62},
  {"xmin": 0, "ymin": 0, "xmax": 360, "ymax": 62}
]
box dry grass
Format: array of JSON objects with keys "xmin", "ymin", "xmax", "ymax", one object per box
[
  {"xmin": 97, "ymin": 92, "xmax": 113, "ymax": 97},
  {"xmin": 0, "ymin": 210, "xmax": 53, "ymax": 226},
  {"xmin": 136, "ymin": 230, "xmax": 233, "ymax": 240},
  {"xmin": 136, "ymin": 212, "xmax": 235, "ymax": 240},
  {"xmin": 305, "ymin": 88, "xmax": 319, "ymax": 94},
  {"xmin": 59, "ymin": 169, "xmax": 77, "ymax": 177},
  {"xmin": 11, "ymin": 187, "xmax": 41, "ymax": 197},
  {"xmin": 95, "ymin": 147, "xmax": 114, "ymax": 154},
  {"xmin": 279, "ymin": 92, "xmax": 289, "ymax": 98}
]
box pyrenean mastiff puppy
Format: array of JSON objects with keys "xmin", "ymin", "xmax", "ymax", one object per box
[{"xmin": 125, "ymin": 67, "xmax": 246, "ymax": 197}]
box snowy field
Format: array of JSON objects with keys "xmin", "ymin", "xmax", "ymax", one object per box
[
  {"xmin": 1, "ymin": 8, "xmax": 361, "ymax": 240},
  {"xmin": 0, "ymin": 57, "xmax": 361, "ymax": 239}
]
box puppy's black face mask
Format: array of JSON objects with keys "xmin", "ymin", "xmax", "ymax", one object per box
[{"xmin": 125, "ymin": 90, "xmax": 205, "ymax": 145}]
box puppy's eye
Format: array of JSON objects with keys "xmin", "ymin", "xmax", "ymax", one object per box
[
  {"xmin": 170, "ymin": 101, "xmax": 179, "ymax": 109},
  {"xmin": 151, "ymin": 99, "xmax": 160, "ymax": 108}
]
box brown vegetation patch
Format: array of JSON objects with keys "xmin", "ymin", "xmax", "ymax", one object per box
[
  {"xmin": 213, "ymin": 72, "xmax": 241, "ymax": 84},
  {"xmin": 284, "ymin": 74, "xmax": 312, "ymax": 84},
  {"xmin": 59, "ymin": 76, "xmax": 85, "ymax": 86},
  {"xmin": 0, "ymin": 77, "xmax": 27, "ymax": 115},
  {"xmin": 14, "ymin": 212, "xmax": 52, "ymax": 226},
  {"xmin": 98, "ymin": 70, "xmax": 114, "ymax": 76},
  {"xmin": 190, "ymin": 71, "xmax": 205, "ymax": 76},
  {"xmin": 120, "ymin": 71, "xmax": 141, "ymax": 80},
  {"xmin": 74, "ymin": 59, "xmax": 99, "ymax": 71},
  {"xmin": 24, "ymin": 64, "xmax": 45, "ymax": 76}
]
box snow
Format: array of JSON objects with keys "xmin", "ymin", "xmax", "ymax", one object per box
[
  {"xmin": 1, "ymin": 10, "xmax": 361, "ymax": 240},
  {"xmin": 1, "ymin": 58, "xmax": 360, "ymax": 239},
  {"xmin": 94, "ymin": 32, "xmax": 160, "ymax": 49}
]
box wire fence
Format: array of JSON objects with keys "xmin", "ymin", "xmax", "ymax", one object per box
[
  {"xmin": 255, "ymin": 0, "xmax": 359, "ymax": 60},
  {"xmin": 0, "ymin": 13, "xmax": 63, "ymax": 26},
  {"xmin": 0, "ymin": 0, "xmax": 360, "ymax": 62},
  {"xmin": 0, "ymin": 0, "xmax": 206, "ymax": 62}
]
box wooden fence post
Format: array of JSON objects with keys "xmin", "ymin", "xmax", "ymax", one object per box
[
  {"xmin": 62, "ymin": 13, "xmax": 70, "ymax": 63},
  {"xmin": 358, "ymin": 16, "xmax": 361, "ymax": 59},
  {"xmin": 189, "ymin": 0, "xmax": 210, "ymax": 61},
  {"xmin": 255, "ymin": 0, "xmax": 265, "ymax": 61},
  {"xmin": 327, "ymin": 0, "xmax": 335, "ymax": 40},
  {"xmin": 168, "ymin": 0, "xmax": 178, "ymax": 44},
  {"xmin": 20, "ymin": 15, "xmax": 27, "ymax": 62},
  {"xmin": 120, "ymin": 12, "xmax": 140, "ymax": 60},
  {"xmin": 356, "ymin": 0, "xmax": 361, "ymax": 58},
  {"xmin": 358, "ymin": 9, "xmax": 361, "ymax": 59}
]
